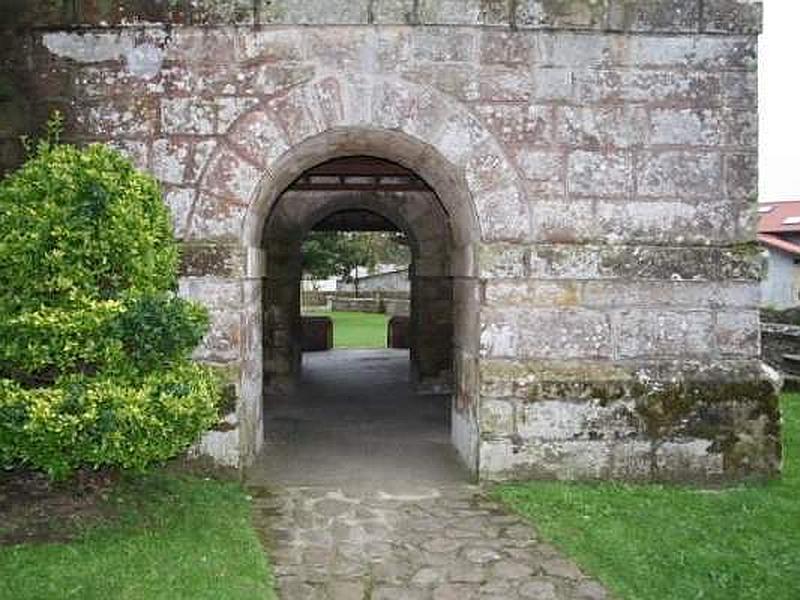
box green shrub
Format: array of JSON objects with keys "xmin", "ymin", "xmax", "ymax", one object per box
[
  {"xmin": 0, "ymin": 138, "xmax": 177, "ymax": 315},
  {"xmin": 0, "ymin": 363, "xmax": 221, "ymax": 479},
  {"xmin": 0, "ymin": 300, "xmax": 125, "ymax": 384},
  {"xmin": 113, "ymin": 293, "xmax": 210, "ymax": 373},
  {"xmin": 0, "ymin": 116, "xmax": 222, "ymax": 478}
]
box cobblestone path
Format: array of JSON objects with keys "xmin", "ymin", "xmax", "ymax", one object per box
[
  {"xmin": 248, "ymin": 351, "xmax": 610, "ymax": 599},
  {"xmin": 249, "ymin": 482, "xmax": 609, "ymax": 600}
]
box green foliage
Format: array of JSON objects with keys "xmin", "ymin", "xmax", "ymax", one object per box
[
  {"xmin": 0, "ymin": 129, "xmax": 177, "ymax": 315},
  {"xmin": 0, "ymin": 114, "xmax": 221, "ymax": 478},
  {"xmin": 0, "ymin": 300, "xmax": 125, "ymax": 384},
  {"xmin": 0, "ymin": 473, "xmax": 275, "ymax": 599},
  {"xmin": 113, "ymin": 293, "xmax": 210, "ymax": 373},
  {"xmin": 0, "ymin": 364, "xmax": 221, "ymax": 479}
]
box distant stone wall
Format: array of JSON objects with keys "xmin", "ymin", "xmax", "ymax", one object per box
[
  {"xmin": 0, "ymin": 0, "xmax": 778, "ymax": 483},
  {"xmin": 761, "ymin": 323, "xmax": 800, "ymax": 376},
  {"xmin": 331, "ymin": 297, "xmax": 383, "ymax": 314}
]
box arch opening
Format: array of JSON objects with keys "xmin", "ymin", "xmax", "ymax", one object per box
[{"xmin": 244, "ymin": 134, "xmax": 482, "ymax": 476}]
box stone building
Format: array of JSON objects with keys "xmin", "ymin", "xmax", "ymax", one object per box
[{"xmin": 0, "ymin": 1, "xmax": 780, "ymax": 482}]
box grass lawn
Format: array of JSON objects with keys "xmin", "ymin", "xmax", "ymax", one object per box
[
  {"xmin": 496, "ymin": 393, "xmax": 800, "ymax": 600},
  {"xmin": 307, "ymin": 310, "xmax": 389, "ymax": 349},
  {"xmin": 0, "ymin": 472, "xmax": 274, "ymax": 600}
]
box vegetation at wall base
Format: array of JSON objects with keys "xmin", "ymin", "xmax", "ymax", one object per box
[
  {"xmin": 496, "ymin": 394, "xmax": 800, "ymax": 600},
  {"xmin": 0, "ymin": 114, "xmax": 222, "ymax": 479},
  {"xmin": 0, "ymin": 471, "xmax": 274, "ymax": 600}
]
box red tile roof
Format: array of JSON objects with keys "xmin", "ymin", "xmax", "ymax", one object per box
[
  {"xmin": 758, "ymin": 201, "xmax": 800, "ymax": 234},
  {"xmin": 758, "ymin": 233, "xmax": 800, "ymax": 257}
]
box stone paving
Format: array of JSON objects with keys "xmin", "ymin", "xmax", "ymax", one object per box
[
  {"xmin": 247, "ymin": 350, "xmax": 609, "ymax": 599},
  {"xmin": 249, "ymin": 482, "xmax": 608, "ymax": 600}
]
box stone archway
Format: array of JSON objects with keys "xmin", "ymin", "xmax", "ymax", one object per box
[{"xmin": 183, "ymin": 75, "xmax": 526, "ymax": 473}]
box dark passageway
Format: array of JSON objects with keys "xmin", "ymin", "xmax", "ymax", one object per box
[{"xmin": 248, "ymin": 349, "xmax": 466, "ymax": 488}]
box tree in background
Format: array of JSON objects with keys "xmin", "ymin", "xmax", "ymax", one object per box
[{"xmin": 301, "ymin": 231, "xmax": 410, "ymax": 296}]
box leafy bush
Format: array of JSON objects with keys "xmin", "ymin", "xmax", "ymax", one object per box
[
  {"xmin": 113, "ymin": 293, "xmax": 210, "ymax": 373},
  {"xmin": 0, "ymin": 116, "xmax": 222, "ymax": 478},
  {"xmin": 0, "ymin": 364, "xmax": 221, "ymax": 479},
  {"xmin": 0, "ymin": 300, "xmax": 125, "ymax": 384},
  {"xmin": 0, "ymin": 138, "xmax": 177, "ymax": 314}
]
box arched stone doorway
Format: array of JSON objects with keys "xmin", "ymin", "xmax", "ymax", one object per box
[
  {"xmin": 242, "ymin": 129, "xmax": 488, "ymax": 475},
  {"xmin": 180, "ymin": 69, "xmax": 528, "ymax": 475}
]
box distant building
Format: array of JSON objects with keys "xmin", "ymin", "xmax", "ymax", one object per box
[
  {"xmin": 759, "ymin": 201, "xmax": 800, "ymax": 308},
  {"xmin": 337, "ymin": 267, "xmax": 410, "ymax": 294}
]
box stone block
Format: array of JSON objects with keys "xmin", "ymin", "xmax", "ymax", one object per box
[
  {"xmin": 556, "ymin": 106, "xmax": 648, "ymax": 148},
  {"xmin": 716, "ymin": 310, "xmax": 760, "ymax": 357},
  {"xmin": 161, "ymin": 97, "xmax": 256, "ymax": 135},
  {"xmin": 722, "ymin": 71, "xmax": 758, "ymax": 109},
  {"xmin": 188, "ymin": 193, "xmax": 247, "ymax": 241},
  {"xmin": 201, "ymin": 149, "xmax": 262, "ymax": 203},
  {"xmin": 178, "ymin": 277, "xmax": 244, "ymax": 309},
  {"xmin": 152, "ymin": 138, "xmax": 191, "ymax": 185},
  {"xmin": 412, "ymin": 28, "xmax": 476, "ymax": 63},
  {"xmin": 228, "ymin": 109, "xmax": 289, "ymax": 170},
  {"xmin": 571, "ymin": 69, "xmax": 723, "ymax": 106},
  {"xmin": 613, "ymin": 309, "xmax": 715, "ymax": 359},
  {"xmin": 568, "ymin": 150, "xmax": 632, "ymax": 197},
  {"xmin": 478, "ymin": 244, "xmax": 528, "ymax": 279},
  {"xmin": 163, "ymin": 186, "xmax": 195, "ymax": 239},
  {"xmin": 480, "ymin": 308, "xmax": 613, "ymax": 360},
  {"xmin": 480, "ymin": 400, "xmax": 515, "ymax": 435},
  {"xmin": 179, "ymin": 243, "xmax": 245, "ymax": 278},
  {"xmin": 637, "ymin": 151, "xmax": 722, "ymax": 198},
  {"xmin": 194, "ymin": 309, "xmax": 243, "ymax": 363},
  {"xmin": 594, "ymin": 199, "xmax": 738, "ymax": 245},
  {"xmin": 529, "ymin": 199, "xmax": 595, "ymax": 243},
  {"xmin": 474, "ymin": 185, "xmax": 529, "ymax": 242},
  {"xmin": 516, "ymin": 0, "xmax": 607, "ymax": 30},
  {"xmin": 232, "ymin": 28, "xmax": 306, "ymax": 63},
  {"xmin": 702, "ymin": 0, "xmax": 763, "ymax": 34},
  {"xmin": 516, "ymin": 400, "xmax": 640, "ymax": 441},
  {"xmin": 260, "ymin": 0, "xmax": 370, "ymax": 24},
  {"xmin": 484, "ymin": 280, "xmax": 581, "ymax": 308},
  {"xmin": 534, "ymin": 32, "xmax": 626, "ymax": 68},
  {"xmin": 725, "ymin": 153, "xmax": 757, "ymax": 201},
  {"xmin": 402, "ymin": 64, "xmax": 480, "ymax": 102},
  {"xmin": 419, "ymin": 0, "xmax": 510, "ymax": 25},
  {"xmin": 480, "ymin": 439, "xmax": 614, "ymax": 481},
  {"xmin": 73, "ymin": 98, "xmax": 158, "ymax": 137},
  {"xmin": 465, "ymin": 142, "xmax": 517, "ymax": 196},
  {"xmin": 725, "ymin": 109, "xmax": 758, "ymax": 149},
  {"xmin": 514, "ymin": 149, "xmax": 566, "ymax": 198},
  {"xmin": 649, "ymin": 108, "xmax": 724, "ymax": 146},
  {"xmin": 475, "ymin": 104, "xmax": 554, "ymax": 147},
  {"xmin": 479, "ymin": 31, "xmax": 535, "ymax": 65},
  {"xmin": 478, "ymin": 66, "xmax": 534, "ymax": 102},
  {"xmin": 654, "ymin": 440, "xmax": 724, "ymax": 480},
  {"xmin": 607, "ymin": 0, "xmax": 701, "ymax": 33},
  {"xmin": 628, "ymin": 35, "xmax": 756, "ymax": 71}
]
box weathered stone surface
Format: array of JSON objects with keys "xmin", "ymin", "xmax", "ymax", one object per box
[
  {"xmin": 253, "ymin": 483, "xmax": 603, "ymax": 600},
  {"xmin": 4, "ymin": 10, "xmax": 772, "ymax": 482}
]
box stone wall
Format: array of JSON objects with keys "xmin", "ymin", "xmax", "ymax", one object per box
[
  {"xmin": 761, "ymin": 322, "xmax": 800, "ymax": 377},
  {"xmin": 0, "ymin": 0, "xmax": 778, "ymax": 482}
]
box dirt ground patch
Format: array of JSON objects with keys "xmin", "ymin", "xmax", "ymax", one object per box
[{"xmin": 0, "ymin": 470, "xmax": 119, "ymax": 546}]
